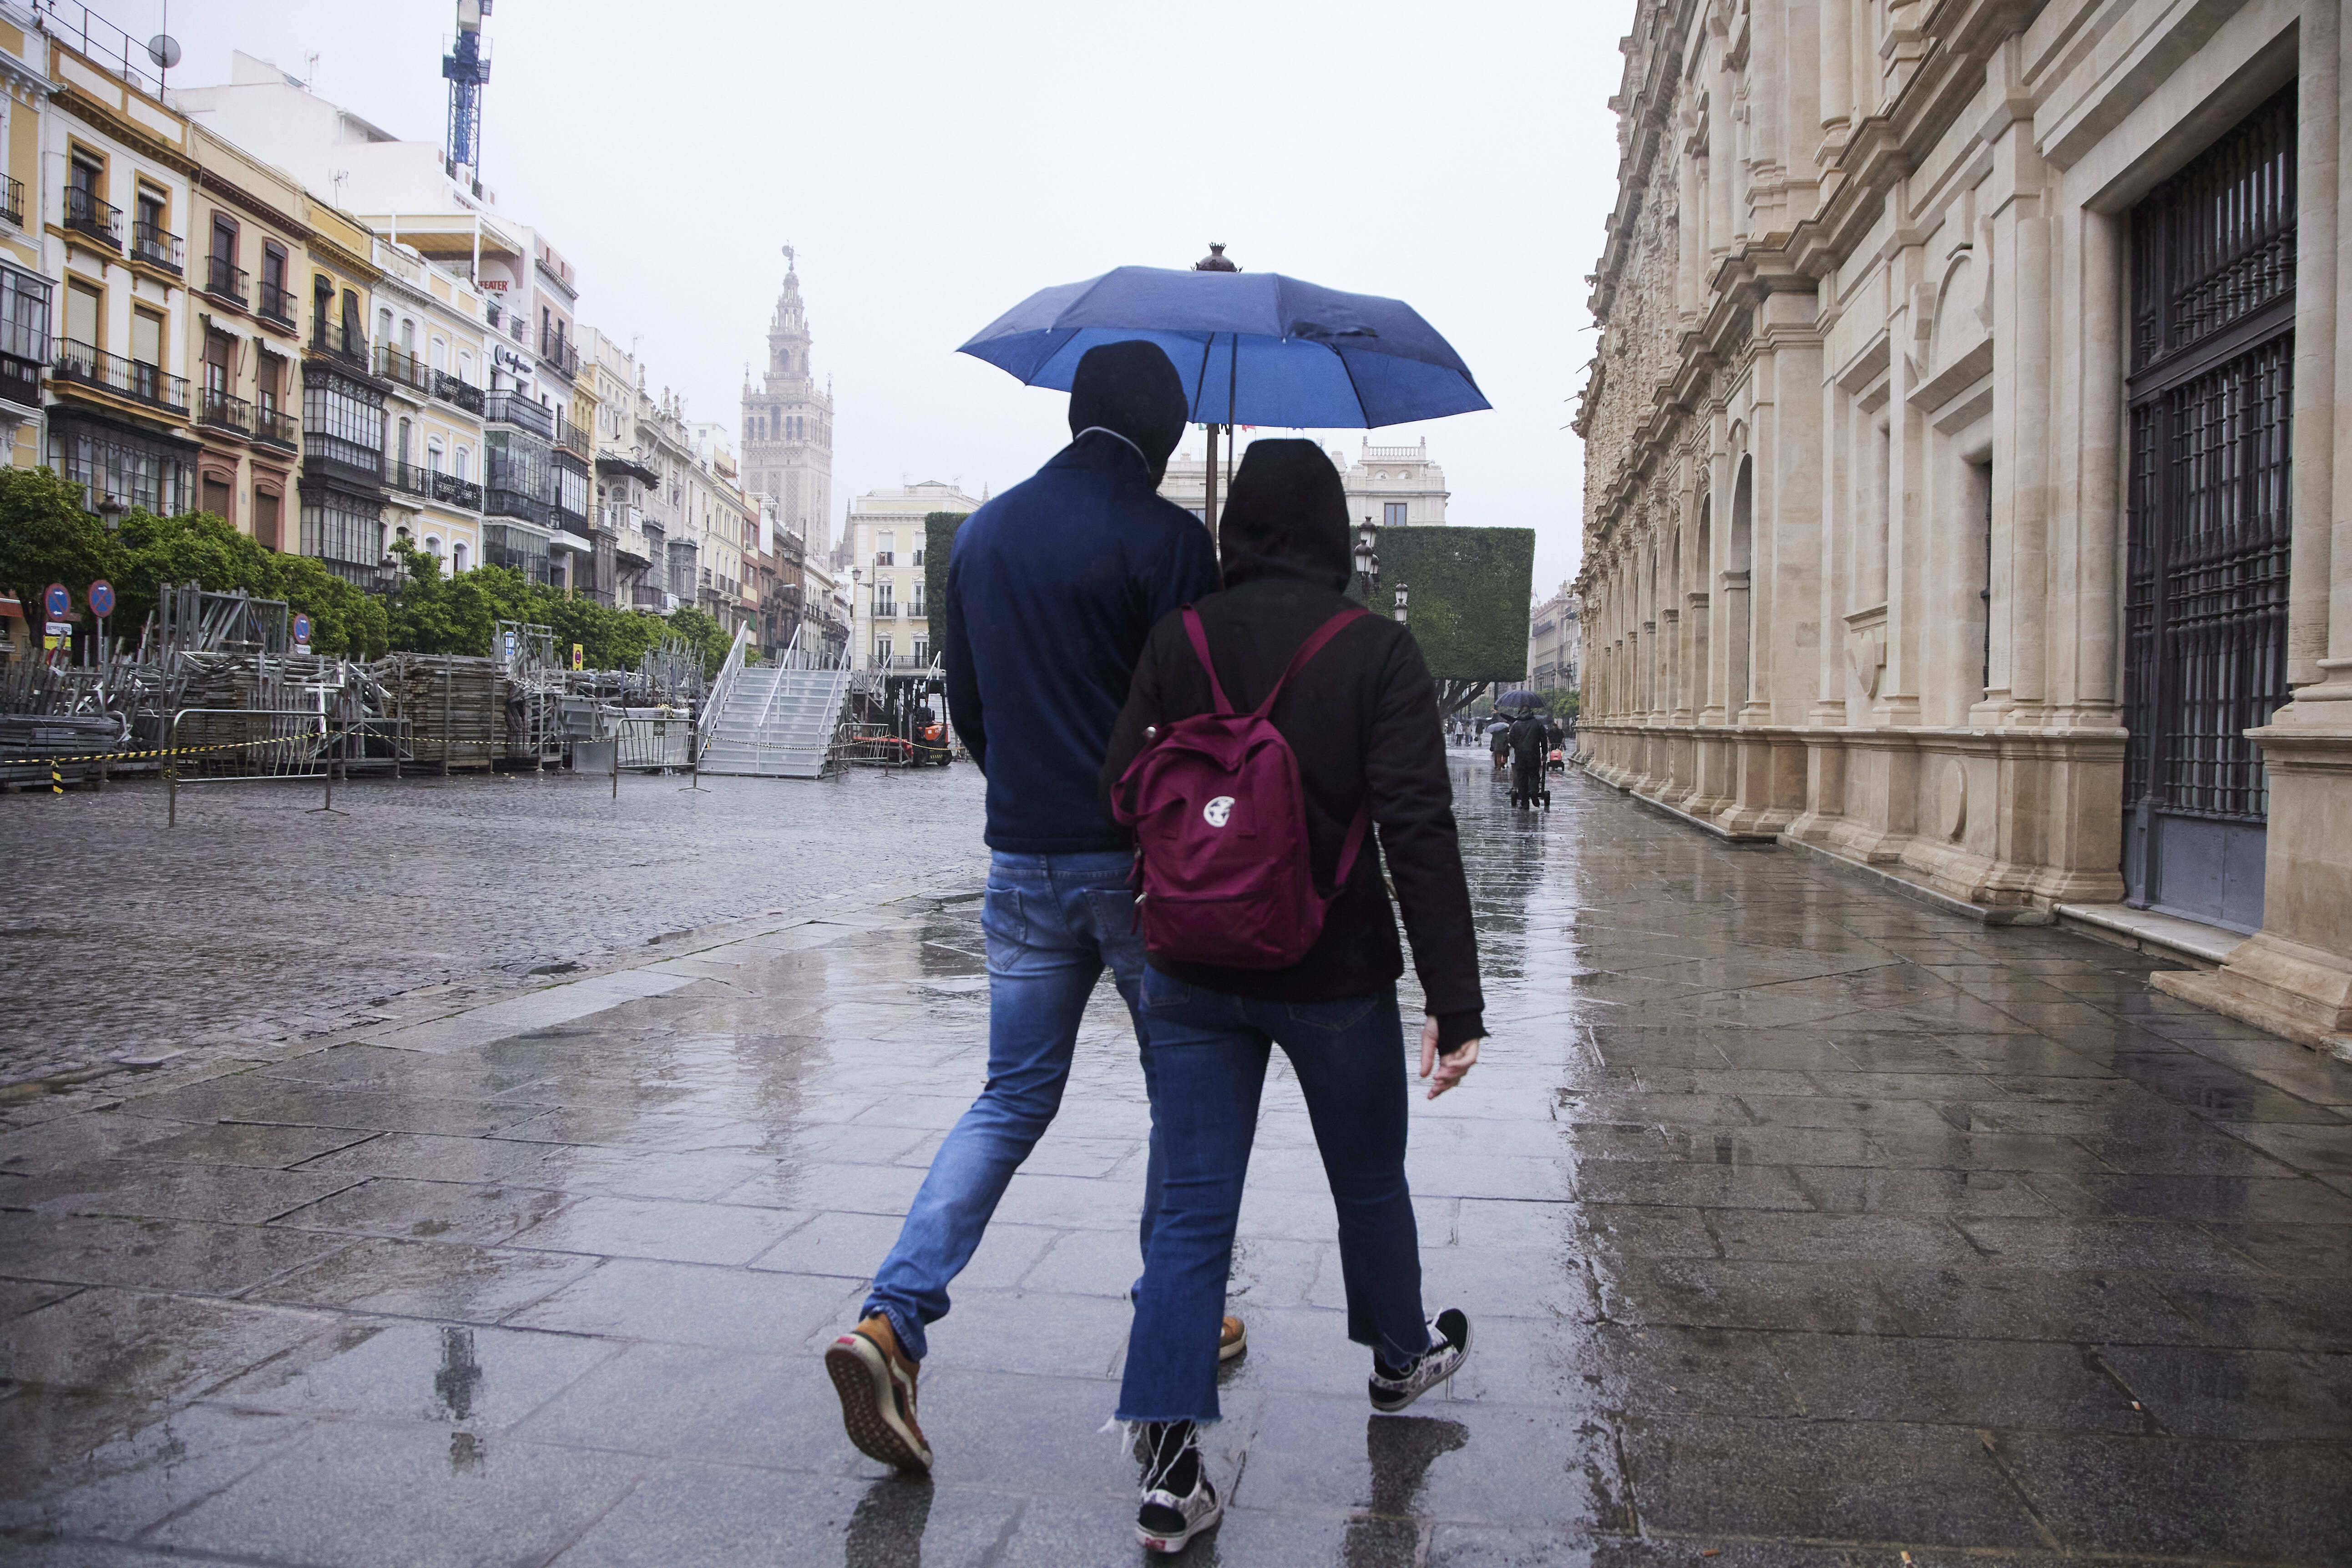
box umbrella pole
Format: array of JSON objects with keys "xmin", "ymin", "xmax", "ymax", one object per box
[{"xmin": 1204, "ymin": 421, "xmax": 1220, "ymax": 540}]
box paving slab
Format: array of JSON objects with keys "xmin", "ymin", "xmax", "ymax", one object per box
[{"xmin": 2, "ymin": 757, "xmax": 2348, "ymax": 1563}]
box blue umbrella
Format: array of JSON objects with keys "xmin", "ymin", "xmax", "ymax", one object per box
[{"xmin": 957, "ymin": 265, "xmax": 1489, "ymax": 429}]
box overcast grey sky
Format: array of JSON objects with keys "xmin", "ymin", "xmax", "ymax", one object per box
[{"xmin": 155, "ymin": 0, "xmax": 1631, "ymax": 592}]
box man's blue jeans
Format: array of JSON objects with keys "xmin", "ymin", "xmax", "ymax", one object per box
[
  {"xmin": 863, "ymin": 850, "xmax": 1157, "ymax": 1363},
  {"xmin": 1116, "ymin": 971, "xmax": 1431, "ymax": 1425}
]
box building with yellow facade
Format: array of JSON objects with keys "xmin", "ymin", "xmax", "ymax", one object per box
[
  {"xmin": 184, "ymin": 122, "xmax": 303, "ymax": 547},
  {"xmin": 0, "ymin": 6, "xmax": 48, "ymax": 473}
]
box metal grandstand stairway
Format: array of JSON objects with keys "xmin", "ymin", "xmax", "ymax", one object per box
[{"xmin": 693, "ymin": 629, "xmax": 854, "ymax": 779}]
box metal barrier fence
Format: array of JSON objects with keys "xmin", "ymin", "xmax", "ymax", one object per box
[
  {"xmin": 612, "ymin": 712, "xmax": 695, "ymax": 773},
  {"xmin": 162, "ymin": 708, "xmax": 412, "ymax": 826}
]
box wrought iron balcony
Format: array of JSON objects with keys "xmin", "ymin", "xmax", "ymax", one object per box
[
  {"xmin": 53, "ymin": 338, "xmax": 187, "ymax": 411},
  {"xmin": 0, "ymin": 333, "xmax": 43, "ymax": 410},
  {"xmin": 430, "ymin": 369, "xmax": 485, "ymax": 413},
  {"xmin": 256, "ymin": 280, "xmax": 297, "ymax": 329},
  {"xmin": 536, "ymin": 329, "xmax": 578, "ymax": 379},
  {"xmin": 197, "ymin": 386, "xmax": 253, "ymax": 435},
  {"xmin": 373, "ymin": 344, "xmax": 432, "ymax": 395},
  {"xmin": 386, "ymin": 460, "xmax": 434, "ymax": 498},
  {"xmin": 307, "ymin": 326, "xmax": 370, "ymax": 371},
  {"xmin": 253, "ymin": 402, "xmax": 299, "ymax": 448},
  {"xmin": 131, "ymin": 218, "xmax": 183, "ymax": 274},
  {"xmin": 0, "ymin": 175, "xmax": 22, "ymax": 228},
  {"xmin": 554, "ymin": 411, "xmax": 590, "ymax": 460},
  {"xmin": 202, "ymin": 255, "xmax": 248, "ymax": 308},
  {"xmin": 632, "ymin": 583, "xmax": 669, "ymax": 610},
  {"xmin": 64, "ymin": 188, "xmax": 121, "ymax": 249},
  {"xmin": 429, "ymin": 470, "xmax": 484, "ymax": 509},
  {"xmin": 484, "ymin": 390, "xmax": 554, "ymax": 438},
  {"xmin": 485, "ymin": 486, "xmax": 551, "ymax": 526}
]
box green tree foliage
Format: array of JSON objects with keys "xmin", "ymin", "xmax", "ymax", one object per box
[
  {"xmin": 1544, "ymin": 688, "xmax": 1581, "ymax": 723},
  {"xmin": 381, "ymin": 544, "xmax": 735, "ymax": 673},
  {"xmin": 1371, "ymin": 527, "xmax": 1537, "ymax": 684},
  {"xmin": 923, "ymin": 511, "xmax": 971, "ymax": 632}
]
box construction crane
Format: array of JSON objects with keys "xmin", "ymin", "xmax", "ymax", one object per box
[{"xmin": 442, "ymin": 0, "xmax": 492, "ymax": 175}]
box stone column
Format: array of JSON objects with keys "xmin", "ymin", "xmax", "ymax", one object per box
[
  {"xmin": 1818, "ymin": 0, "xmax": 1853, "ymax": 155},
  {"xmin": 1982, "ymin": 88, "xmax": 2052, "ymax": 718}
]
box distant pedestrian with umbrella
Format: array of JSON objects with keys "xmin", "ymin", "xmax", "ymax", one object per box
[{"xmin": 1488, "ymin": 718, "xmax": 1511, "ymax": 774}]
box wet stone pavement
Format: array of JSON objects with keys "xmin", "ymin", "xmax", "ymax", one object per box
[{"xmin": 3, "ymin": 753, "xmax": 2351, "ymax": 1565}]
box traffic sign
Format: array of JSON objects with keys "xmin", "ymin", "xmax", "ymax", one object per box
[
  {"xmin": 87, "ymin": 579, "xmax": 114, "ymax": 618},
  {"xmin": 292, "ymin": 612, "xmax": 312, "ymax": 645},
  {"xmin": 43, "ymin": 582, "xmax": 68, "ymax": 618}
]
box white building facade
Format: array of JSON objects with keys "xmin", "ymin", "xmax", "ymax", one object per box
[
  {"xmin": 1575, "ymin": 0, "xmax": 2352, "ymax": 1053},
  {"xmin": 845, "ymin": 481, "xmax": 981, "ymax": 671},
  {"xmin": 1160, "ymin": 435, "xmax": 1448, "ymax": 529}
]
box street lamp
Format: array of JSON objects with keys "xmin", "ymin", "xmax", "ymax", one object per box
[
  {"xmin": 1353, "ymin": 516, "xmax": 1380, "ymax": 601},
  {"xmin": 1392, "ymin": 581, "xmax": 1409, "ymax": 624}
]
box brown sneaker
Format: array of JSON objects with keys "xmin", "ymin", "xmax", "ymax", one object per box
[
  {"xmin": 1218, "ymin": 1315, "xmax": 1247, "ymax": 1362},
  {"xmin": 824, "ymin": 1314, "xmax": 932, "ymax": 1470}
]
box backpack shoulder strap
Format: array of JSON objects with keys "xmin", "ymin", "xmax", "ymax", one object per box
[
  {"xmin": 1181, "ymin": 606, "xmax": 1234, "ymax": 715},
  {"xmin": 1251, "ymin": 607, "xmax": 1370, "ymax": 720}
]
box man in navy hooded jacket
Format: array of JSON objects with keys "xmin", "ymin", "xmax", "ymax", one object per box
[{"xmin": 825, "ymin": 341, "xmax": 1225, "ymax": 1473}]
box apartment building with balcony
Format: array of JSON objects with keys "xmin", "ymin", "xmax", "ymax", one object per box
[
  {"xmin": 0, "ymin": 8, "xmax": 47, "ymax": 468},
  {"xmin": 685, "ymin": 418, "xmax": 751, "ymax": 632},
  {"xmin": 184, "ymin": 123, "xmax": 303, "ymax": 550},
  {"xmin": 38, "ymin": 16, "xmax": 197, "ymax": 516},
  {"xmin": 1528, "ymin": 584, "xmax": 1580, "ymax": 695},
  {"xmin": 297, "ymin": 204, "xmax": 389, "ymax": 586},
  {"xmin": 845, "ymin": 481, "xmax": 980, "ymax": 671},
  {"xmin": 369, "ymin": 235, "xmax": 487, "ymax": 575},
  {"xmin": 1159, "ymin": 437, "xmax": 1450, "ymax": 534}
]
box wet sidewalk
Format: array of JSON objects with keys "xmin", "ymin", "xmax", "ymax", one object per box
[{"xmin": 4, "ymin": 757, "xmax": 2350, "ymax": 1565}]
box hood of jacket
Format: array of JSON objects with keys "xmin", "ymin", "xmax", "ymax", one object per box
[
  {"xmin": 1216, "ymin": 438, "xmax": 1353, "ymax": 592},
  {"xmin": 1066, "ymin": 340, "xmax": 1188, "ymax": 483}
]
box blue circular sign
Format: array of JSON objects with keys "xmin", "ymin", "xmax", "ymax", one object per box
[
  {"xmin": 43, "ymin": 582, "xmax": 68, "ymax": 618},
  {"xmin": 87, "ymin": 579, "xmax": 114, "ymax": 617},
  {"xmin": 293, "ymin": 612, "xmax": 312, "ymax": 643}
]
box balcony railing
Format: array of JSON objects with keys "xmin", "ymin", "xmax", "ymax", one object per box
[
  {"xmin": 632, "ymin": 583, "xmax": 670, "ymax": 610},
  {"xmin": 201, "ymin": 255, "xmax": 248, "ymax": 309},
  {"xmin": 256, "ymin": 279, "xmax": 297, "ymax": 329},
  {"xmin": 554, "ymin": 412, "xmax": 591, "ymax": 460},
  {"xmin": 374, "ymin": 344, "xmax": 432, "ymax": 395},
  {"xmin": 870, "ymin": 602, "xmax": 900, "ymax": 619},
  {"xmin": 197, "ymin": 385, "xmax": 253, "ymax": 435},
  {"xmin": 53, "ymin": 338, "xmax": 187, "ymax": 410},
  {"xmin": 484, "ymin": 390, "xmax": 554, "ymax": 438},
  {"xmin": 485, "ymin": 486, "xmax": 551, "ymax": 526},
  {"xmin": 64, "ymin": 188, "xmax": 121, "ymax": 249},
  {"xmin": 429, "ymin": 470, "xmax": 484, "ymax": 509},
  {"xmin": 131, "ymin": 218, "xmax": 183, "ymax": 274},
  {"xmin": 537, "ymin": 330, "xmax": 579, "ymax": 379},
  {"xmin": 0, "ymin": 334, "xmax": 44, "ymax": 410},
  {"xmin": 387, "ymin": 460, "xmax": 433, "ymax": 498},
  {"xmin": 0, "ymin": 175, "xmax": 22, "ymax": 228},
  {"xmin": 873, "ymin": 551, "xmax": 895, "ymax": 566},
  {"xmin": 302, "ymin": 432, "xmax": 384, "ymax": 491},
  {"xmin": 430, "ymin": 369, "xmax": 485, "ymax": 413},
  {"xmin": 308, "ymin": 326, "xmax": 369, "ymax": 370},
  {"xmin": 253, "ymin": 402, "xmax": 298, "ymax": 448}
]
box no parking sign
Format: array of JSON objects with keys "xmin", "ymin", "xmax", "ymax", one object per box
[{"xmin": 293, "ymin": 612, "xmax": 312, "ymax": 647}]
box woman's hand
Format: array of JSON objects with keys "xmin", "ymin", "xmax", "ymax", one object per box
[{"xmin": 1419, "ymin": 1014, "xmax": 1482, "ymax": 1100}]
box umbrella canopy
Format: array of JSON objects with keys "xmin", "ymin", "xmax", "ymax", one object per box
[
  {"xmin": 1493, "ymin": 689, "xmax": 1543, "ymax": 713},
  {"xmin": 958, "ymin": 266, "xmax": 1489, "ymax": 429},
  {"xmin": 1487, "ymin": 720, "xmax": 1511, "ymax": 734}
]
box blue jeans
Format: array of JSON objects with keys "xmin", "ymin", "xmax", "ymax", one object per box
[
  {"xmin": 864, "ymin": 850, "xmax": 1158, "ymax": 1363},
  {"xmin": 1116, "ymin": 971, "xmax": 1431, "ymax": 1425}
]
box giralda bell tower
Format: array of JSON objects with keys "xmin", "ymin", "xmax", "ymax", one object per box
[{"xmin": 741, "ymin": 247, "xmax": 835, "ymax": 553}]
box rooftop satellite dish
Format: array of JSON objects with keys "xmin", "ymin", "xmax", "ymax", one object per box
[{"xmin": 146, "ymin": 34, "xmax": 182, "ymax": 70}]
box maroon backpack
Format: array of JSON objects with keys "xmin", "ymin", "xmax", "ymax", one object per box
[{"xmin": 1112, "ymin": 606, "xmax": 1371, "ymax": 970}]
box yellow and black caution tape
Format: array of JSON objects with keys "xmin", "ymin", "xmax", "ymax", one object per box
[{"xmin": 10, "ymin": 731, "xmax": 329, "ymax": 778}]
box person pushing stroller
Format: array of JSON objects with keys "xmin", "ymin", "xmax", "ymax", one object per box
[{"xmin": 1507, "ymin": 706, "xmax": 1550, "ymax": 809}]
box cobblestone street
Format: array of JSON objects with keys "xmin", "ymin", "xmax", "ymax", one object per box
[
  {"xmin": 3, "ymin": 754, "xmax": 2349, "ymax": 1564},
  {"xmin": 0, "ymin": 768, "xmax": 991, "ymax": 1087}
]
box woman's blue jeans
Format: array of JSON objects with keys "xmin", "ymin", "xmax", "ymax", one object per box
[
  {"xmin": 863, "ymin": 850, "xmax": 1158, "ymax": 1363},
  {"xmin": 1116, "ymin": 970, "xmax": 1431, "ymax": 1425}
]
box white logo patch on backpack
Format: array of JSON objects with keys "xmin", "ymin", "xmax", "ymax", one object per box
[{"xmin": 1202, "ymin": 796, "xmax": 1234, "ymax": 828}]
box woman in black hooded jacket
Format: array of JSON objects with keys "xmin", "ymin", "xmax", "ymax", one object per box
[{"xmin": 1098, "ymin": 439, "xmax": 1483, "ymax": 1554}]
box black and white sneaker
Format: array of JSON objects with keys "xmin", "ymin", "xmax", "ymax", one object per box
[
  {"xmin": 1368, "ymin": 1308, "xmax": 1471, "ymax": 1414},
  {"xmin": 1135, "ymin": 1420, "xmax": 1223, "ymax": 1554}
]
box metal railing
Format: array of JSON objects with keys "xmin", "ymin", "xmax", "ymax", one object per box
[
  {"xmin": 64, "ymin": 187, "xmax": 121, "ymax": 248},
  {"xmin": 554, "ymin": 412, "xmax": 591, "ymax": 459},
  {"xmin": 253, "ymin": 402, "xmax": 299, "ymax": 447},
  {"xmin": 387, "ymin": 460, "xmax": 433, "ymax": 498},
  {"xmin": 432, "ymin": 369, "xmax": 485, "ymax": 413},
  {"xmin": 537, "ymin": 330, "xmax": 579, "ymax": 379},
  {"xmin": 485, "ymin": 486, "xmax": 550, "ymax": 526},
  {"xmin": 198, "ymin": 386, "xmax": 253, "ymax": 434},
  {"xmin": 257, "ymin": 279, "xmax": 297, "ymax": 327},
  {"xmin": 485, "ymin": 390, "xmax": 554, "ymax": 437},
  {"xmin": 374, "ymin": 344, "xmax": 432, "ymax": 394},
  {"xmin": 611, "ymin": 710, "xmax": 697, "ymax": 773},
  {"xmin": 1, "ymin": 175, "xmax": 24, "ymax": 228},
  {"xmin": 131, "ymin": 218, "xmax": 183, "ymax": 274},
  {"xmin": 53, "ymin": 338, "xmax": 187, "ymax": 410},
  {"xmin": 202, "ymin": 254, "xmax": 248, "ymax": 306},
  {"xmin": 430, "ymin": 470, "xmax": 483, "ymax": 509},
  {"xmin": 161, "ymin": 707, "xmax": 411, "ymax": 825},
  {"xmin": 308, "ymin": 327, "xmax": 369, "ymax": 369},
  {"xmin": 695, "ymin": 623, "xmax": 753, "ymax": 756}
]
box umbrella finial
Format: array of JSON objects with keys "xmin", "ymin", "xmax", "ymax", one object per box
[{"xmin": 1194, "ymin": 243, "xmax": 1239, "ymax": 273}]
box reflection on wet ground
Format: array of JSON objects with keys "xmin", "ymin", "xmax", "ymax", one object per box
[{"xmin": 3, "ymin": 756, "xmax": 2349, "ymax": 1564}]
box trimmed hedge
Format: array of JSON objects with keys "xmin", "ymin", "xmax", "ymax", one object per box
[
  {"xmin": 1369, "ymin": 526, "xmax": 1535, "ymax": 685},
  {"xmin": 924, "ymin": 511, "xmax": 971, "ymax": 630}
]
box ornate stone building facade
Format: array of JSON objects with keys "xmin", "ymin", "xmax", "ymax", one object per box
[
  {"xmin": 741, "ymin": 252, "xmax": 835, "ymax": 556},
  {"xmin": 1575, "ymin": 0, "xmax": 2352, "ymax": 1052}
]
